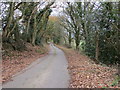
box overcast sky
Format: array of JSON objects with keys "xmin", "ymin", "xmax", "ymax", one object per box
[{"xmin": 50, "ymin": 2, "xmax": 66, "ymax": 16}]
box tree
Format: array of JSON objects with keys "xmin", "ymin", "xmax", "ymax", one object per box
[
  {"xmin": 61, "ymin": 2, "xmax": 120, "ymax": 65},
  {"xmin": 2, "ymin": 1, "xmax": 55, "ymax": 50}
]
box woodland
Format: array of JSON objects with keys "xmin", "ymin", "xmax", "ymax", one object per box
[{"xmin": 1, "ymin": 1, "xmax": 120, "ymax": 87}]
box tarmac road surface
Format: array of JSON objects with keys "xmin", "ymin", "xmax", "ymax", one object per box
[{"xmin": 3, "ymin": 44, "xmax": 70, "ymax": 88}]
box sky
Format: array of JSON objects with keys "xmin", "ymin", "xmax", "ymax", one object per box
[{"xmin": 50, "ymin": 2, "xmax": 66, "ymax": 16}]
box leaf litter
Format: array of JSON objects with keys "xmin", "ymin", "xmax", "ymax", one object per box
[{"xmin": 57, "ymin": 46, "xmax": 119, "ymax": 88}]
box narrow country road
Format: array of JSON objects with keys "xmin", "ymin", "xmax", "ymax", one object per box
[{"xmin": 3, "ymin": 44, "xmax": 70, "ymax": 88}]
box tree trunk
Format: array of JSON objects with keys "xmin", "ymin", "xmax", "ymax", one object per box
[
  {"xmin": 95, "ymin": 31, "xmax": 99, "ymax": 63},
  {"xmin": 3, "ymin": 2, "xmax": 14, "ymax": 38},
  {"xmin": 32, "ymin": 12, "xmax": 37, "ymax": 46},
  {"xmin": 75, "ymin": 31, "xmax": 80, "ymax": 50},
  {"xmin": 118, "ymin": 1, "xmax": 120, "ymax": 77},
  {"xmin": 63, "ymin": 37, "xmax": 67, "ymax": 45},
  {"xmin": 68, "ymin": 31, "xmax": 72, "ymax": 47}
]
